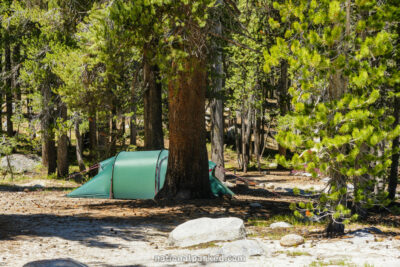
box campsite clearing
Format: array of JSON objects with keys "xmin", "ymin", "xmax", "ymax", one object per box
[{"xmin": 1, "ymin": 171, "xmax": 400, "ymax": 266}]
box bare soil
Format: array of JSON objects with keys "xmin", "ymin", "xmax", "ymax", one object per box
[{"xmin": 0, "ymin": 172, "xmax": 399, "ymax": 266}]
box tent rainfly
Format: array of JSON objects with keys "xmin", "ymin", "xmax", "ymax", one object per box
[{"xmin": 67, "ymin": 150, "xmax": 234, "ymax": 199}]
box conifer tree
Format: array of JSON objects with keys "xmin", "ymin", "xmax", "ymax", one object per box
[{"xmin": 265, "ymin": 0, "xmax": 400, "ymax": 233}]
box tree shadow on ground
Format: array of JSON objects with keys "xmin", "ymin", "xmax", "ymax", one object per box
[
  {"xmin": 2, "ymin": 183, "xmax": 398, "ymax": 251},
  {"xmin": 0, "ymin": 187, "xmax": 296, "ymax": 250},
  {"xmin": 0, "ymin": 184, "xmax": 76, "ymax": 192}
]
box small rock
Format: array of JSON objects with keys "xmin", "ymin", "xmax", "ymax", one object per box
[
  {"xmin": 280, "ymin": 234, "xmax": 305, "ymax": 247},
  {"xmin": 265, "ymin": 183, "xmax": 275, "ymax": 189},
  {"xmin": 300, "ymin": 229, "xmax": 310, "ymax": 236},
  {"xmin": 168, "ymin": 217, "xmax": 246, "ymax": 247},
  {"xmin": 223, "ymin": 181, "xmax": 235, "ymax": 188},
  {"xmin": 220, "ymin": 239, "xmax": 264, "ymax": 257},
  {"xmin": 249, "ymin": 203, "xmax": 262, "ymax": 208},
  {"xmin": 347, "ymin": 184, "xmax": 355, "ymax": 190},
  {"xmin": 321, "ymin": 177, "xmax": 331, "ymax": 183},
  {"xmin": 270, "ymin": 222, "xmax": 293, "ymax": 229}
]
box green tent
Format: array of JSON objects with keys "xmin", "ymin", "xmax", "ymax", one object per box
[{"xmin": 67, "ymin": 150, "xmax": 234, "ymax": 199}]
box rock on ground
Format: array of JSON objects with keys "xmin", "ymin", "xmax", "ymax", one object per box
[
  {"xmin": 219, "ymin": 239, "xmax": 264, "ymax": 257},
  {"xmin": 168, "ymin": 217, "xmax": 246, "ymax": 247},
  {"xmin": 249, "ymin": 202, "xmax": 262, "ymax": 208},
  {"xmin": 0, "ymin": 154, "xmax": 41, "ymax": 173},
  {"xmin": 270, "ymin": 221, "xmax": 293, "ymax": 228},
  {"xmin": 345, "ymin": 227, "xmax": 382, "ymax": 244},
  {"xmin": 280, "ymin": 234, "xmax": 305, "ymax": 247},
  {"xmin": 23, "ymin": 258, "xmax": 87, "ymax": 267}
]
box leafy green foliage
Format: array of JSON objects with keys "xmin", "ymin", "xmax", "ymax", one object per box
[{"xmin": 266, "ymin": 0, "xmax": 400, "ymax": 224}]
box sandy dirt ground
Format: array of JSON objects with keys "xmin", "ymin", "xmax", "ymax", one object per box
[{"xmin": 1, "ymin": 173, "xmax": 400, "ymax": 267}]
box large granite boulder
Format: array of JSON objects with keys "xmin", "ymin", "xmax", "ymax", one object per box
[
  {"xmin": 168, "ymin": 217, "xmax": 246, "ymax": 247},
  {"xmin": 1, "ymin": 154, "xmax": 41, "ymax": 173}
]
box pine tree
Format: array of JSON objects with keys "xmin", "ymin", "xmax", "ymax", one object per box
[{"xmin": 265, "ymin": 0, "xmax": 400, "ymax": 233}]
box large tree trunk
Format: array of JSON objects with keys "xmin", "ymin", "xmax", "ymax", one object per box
[
  {"xmin": 210, "ymin": 6, "xmax": 225, "ymax": 174},
  {"xmin": 388, "ymin": 96, "xmax": 400, "ymax": 200},
  {"xmin": 156, "ymin": 56, "xmax": 211, "ymax": 199},
  {"xmin": 5, "ymin": 36, "xmax": 13, "ymax": 137},
  {"xmin": 57, "ymin": 102, "xmax": 69, "ymax": 177},
  {"xmin": 74, "ymin": 113, "xmax": 86, "ymax": 172},
  {"xmin": 41, "ymin": 85, "xmax": 56, "ymax": 174},
  {"xmin": 143, "ymin": 45, "xmax": 164, "ymax": 150}
]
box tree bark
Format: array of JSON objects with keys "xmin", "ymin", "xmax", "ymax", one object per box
[
  {"xmin": 210, "ymin": 5, "xmax": 225, "ymax": 174},
  {"xmin": 5, "ymin": 36, "xmax": 13, "ymax": 137},
  {"xmin": 88, "ymin": 110, "xmax": 97, "ymax": 157},
  {"xmin": 110, "ymin": 105, "xmax": 117, "ymax": 156},
  {"xmin": 130, "ymin": 109, "xmax": 137, "ymax": 146},
  {"xmin": 12, "ymin": 43, "xmax": 21, "ymax": 102},
  {"xmin": 242, "ymin": 98, "xmax": 253, "ymax": 173},
  {"xmin": 254, "ymin": 111, "xmax": 261, "ymax": 171},
  {"xmin": 130, "ymin": 67, "xmax": 139, "ymax": 146},
  {"xmin": 234, "ymin": 114, "xmax": 242, "ymax": 169},
  {"xmin": 241, "ymin": 106, "xmax": 246, "ymax": 172},
  {"xmin": 57, "ymin": 102, "xmax": 69, "ymax": 177},
  {"xmin": 156, "ymin": 56, "xmax": 211, "ymax": 199},
  {"xmin": 277, "ymin": 60, "xmax": 289, "ymax": 168},
  {"xmin": 0, "ymin": 31, "xmax": 2, "ymax": 133},
  {"xmin": 74, "ymin": 113, "xmax": 86, "ymax": 172},
  {"xmin": 41, "ymin": 85, "xmax": 56, "ymax": 174},
  {"xmin": 143, "ymin": 45, "xmax": 164, "ymax": 150},
  {"xmin": 388, "ymin": 96, "xmax": 400, "ymax": 200}
]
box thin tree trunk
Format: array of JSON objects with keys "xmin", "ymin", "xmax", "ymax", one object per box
[
  {"xmin": 12, "ymin": 43, "xmax": 21, "ymax": 101},
  {"xmin": 156, "ymin": 56, "xmax": 211, "ymax": 199},
  {"xmin": 57, "ymin": 103, "xmax": 69, "ymax": 177},
  {"xmin": 0, "ymin": 31, "xmax": 2, "ymax": 133},
  {"xmin": 243, "ymin": 99, "xmax": 253, "ymax": 173},
  {"xmin": 388, "ymin": 96, "xmax": 400, "ymax": 200},
  {"xmin": 143, "ymin": 45, "xmax": 164, "ymax": 150},
  {"xmin": 254, "ymin": 111, "xmax": 261, "ymax": 172},
  {"xmin": 241, "ymin": 106, "xmax": 246, "ymax": 172},
  {"xmin": 130, "ymin": 110, "xmax": 137, "ymax": 146},
  {"xmin": 277, "ymin": 60, "xmax": 289, "ymax": 167},
  {"xmin": 130, "ymin": 67, "xmax": 139, "ymax": 146},
  {"xmin": 41, "ymin": 85, "xmax": 56, "ymax": 174},
  {"xmin": 110, "ymin": 105, "xmax": 117, "ymax": 156},
  {"xmin": 97, "ymin": 116, "xmax": 108, "ymax": 154},
  {"xmin": 5, "ymin": 36, "xmax": 13, "ymax": 137},
  {"xmin": 74, "ymin": 113, "xmax": 86, "ymax": 172},
  {"xmin": 234, "ymin": 115, "xmax": 242, "ymax": 169},
  {"xmin": 88, "ymin": 111, "xmax": 97, "ymax": 157}
]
